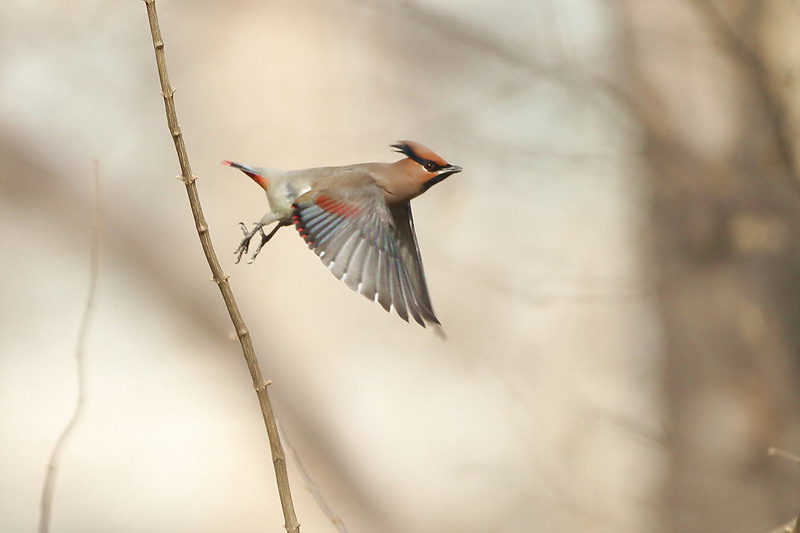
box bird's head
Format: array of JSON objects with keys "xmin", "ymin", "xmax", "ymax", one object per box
[{"xmin": 391, "ymin": 141, "xmax": 462, "ymax": 191}]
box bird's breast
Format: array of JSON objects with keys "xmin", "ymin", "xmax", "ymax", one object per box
[{"xmin": 266, "ymin": 173, "xmax": 312, "ymax": 218}]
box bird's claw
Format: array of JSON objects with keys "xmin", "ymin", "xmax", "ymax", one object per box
[
  {"xmin": 234, "ymin": 222, "xmax": 260, "ymax": 264},
  {"xmin": 234, "ymin": 221, "xmax": 284, "ymax": 264},
  {"xmin": 248, "ymin": 227, "xmax": 268, "ymax": 264}
]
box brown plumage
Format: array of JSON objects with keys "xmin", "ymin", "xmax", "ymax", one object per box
[{"xmin": 224, "ymin": 141, "xmax": 461, "ymax": 327}]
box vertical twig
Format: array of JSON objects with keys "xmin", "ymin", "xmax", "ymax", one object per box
[
  {"xmin": 38, "ymin": 160, "xmax": 102, "ymax": 533},
  {"xmin": 142, "ymin": 2, "xmax": 300, "ymax": 531}
]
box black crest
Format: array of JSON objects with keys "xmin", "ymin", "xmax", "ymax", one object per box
[
  {"xmin": 391, "ymin": 142, "xmax": 443, "ymax": 172},
  {"xmin": 391, "ymin": 142, "xmax": 418, "ymax": 161}
]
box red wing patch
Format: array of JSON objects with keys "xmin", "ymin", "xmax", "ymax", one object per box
[
  {"xmin": 315, "ymin": 194, "xmax": 363, "ymax": 218},
  {"xmin": 290, "ymin": 193, "xmax": 440, "ymax": 327},
  {"xmin": 292, "ymin": 212, "xmax": 314, "ymax": 245}
]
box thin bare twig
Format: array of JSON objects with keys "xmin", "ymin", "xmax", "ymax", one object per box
[
  {"xmin": 142, "ymin": 2, "xmax": 299, "ymax": 531},
  {"xmin": 279, "ymin": 421, "xmax": 349, "ymax": 533},
  {"xmin": 38, "ymin": 160, "xmax": 102, "ymax": 533}
]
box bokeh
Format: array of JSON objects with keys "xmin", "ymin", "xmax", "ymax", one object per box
[{"xmin": 1, "ymin": 1, "xmax": 798, "ymax": 532}]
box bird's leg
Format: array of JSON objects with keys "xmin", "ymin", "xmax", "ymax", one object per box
[
  {"xmin": 248, "ymin": 222, "xmax": 286, "ymax": 263},
  {"xmin": 234, "ymin": 223, "xmax": 260, "ymax": 264},
  {"xmin": 234, "ymin": 212, "xmax": 279, "ymax": 264}
]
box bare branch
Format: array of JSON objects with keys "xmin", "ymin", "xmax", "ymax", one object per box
[
  {"xmin": 38, "ymin": 160, "xmax": 102, "ymax": 533},
  {"xmin": 141, "ymin": 2, "xmax": 299, "ymax": 531}
]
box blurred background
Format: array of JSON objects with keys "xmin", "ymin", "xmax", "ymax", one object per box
[{"xmin": 1, "ymin": 0, "xmax": 799, "ymax": 532}]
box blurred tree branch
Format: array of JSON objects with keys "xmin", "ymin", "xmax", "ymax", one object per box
[
  {"xmin": 766, "ymin": 447, "xmax": 800, "ymax": 533},
  {"xmin": 619, "ymin": 1, "xmax": 800, "ymax": 531},
  {"xmin": 766, "ymin": 518, "xmax": 798, "ymax": 533},
  {"xmin": 38, "ymin": 161, "xmax": 102, "ymax": 533},
  {"xmin": 279, "ymin": 421, "xmax": 349, "ymax": 533},
  {"xmin": 142, "ymin": 2, "xmax": 299, "ymax": 531},
  {"xmin": 692, "ymin": 0, "xmax": 800, "ymax": 196},
  {"xmin": 366, "ymin": 0, "xmax": 648, "ymax": 132}
]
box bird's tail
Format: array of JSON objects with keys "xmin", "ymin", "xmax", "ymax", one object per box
[{"xmin": 222, "ymin": 160, "xmax": 269, "ymax": 189}]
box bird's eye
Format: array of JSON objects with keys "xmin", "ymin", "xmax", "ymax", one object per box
[{"xmin": 423, "ymin": 161, "xmax": 436, "ymax": 172}]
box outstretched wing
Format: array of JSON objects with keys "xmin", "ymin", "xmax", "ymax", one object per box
[
  {"xmin": 291, "ymin": 177, "xmax": 440, "ymax": 326},
  {"xmin": 389, "ymin": 202, "xmax": 436, "ymax": 319}
]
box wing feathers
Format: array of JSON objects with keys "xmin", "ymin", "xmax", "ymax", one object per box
[
  {"xmin": 342, "ymin": 237, "xmax": 368, "ymax": 291},
  {"xmin": 389, "ymin": 203, "xmax": 436, "ymax": 319},
  {"xmin": 358, "ymin": 244, "xmax": 378, "ymax": 301},
  {"xmin": 292, "ymin": 182, "xmax": 440, "ymax": 327},
  {"xmin": 330, "ymin": 230, "xmax": 361, "ymax": 280},
  {"xmin": 388, "ymin": 258, "xmax": 408, "ymax": 321},
  {"xmin": 375, "ymin": 248, "xmax": 392, "ymax": 313}
]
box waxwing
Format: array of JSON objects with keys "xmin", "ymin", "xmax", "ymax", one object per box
[{"xmin": 224, "ymin": 141, "xmax": 461, "ymax": 328}]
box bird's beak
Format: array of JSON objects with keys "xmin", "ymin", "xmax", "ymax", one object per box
[
  {"xmin": 421, "ymin": 164, "xmax": 462, "ymax": 192},
  {"xmin": 438, "ymin": 164, "xmax": 462, "ymax": 180}
]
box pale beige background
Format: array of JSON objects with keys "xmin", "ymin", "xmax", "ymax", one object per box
[{"xmin": 1, "ymin": 1, "xmax": 796, "ymax": 533}]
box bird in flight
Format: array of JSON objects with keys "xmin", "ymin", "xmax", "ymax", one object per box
[{"xmin": 224, "ymin": 141, "xmax": 461, "ymax": 328}]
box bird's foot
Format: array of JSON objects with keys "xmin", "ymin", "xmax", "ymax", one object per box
[
  {"xmin": 248, "ymin": 222, "xmax": 285, "ymax": 263},
  {"xmin": 234, "ymin": 221, "xmax": 284, "ymax": 264},
  {"xmin": 248, "ymin": 227, "xmax": 270, "ymax": 264},
  {"xmin": 234, "ymin": 222, "xmax": 261, "ymax": 264}
]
